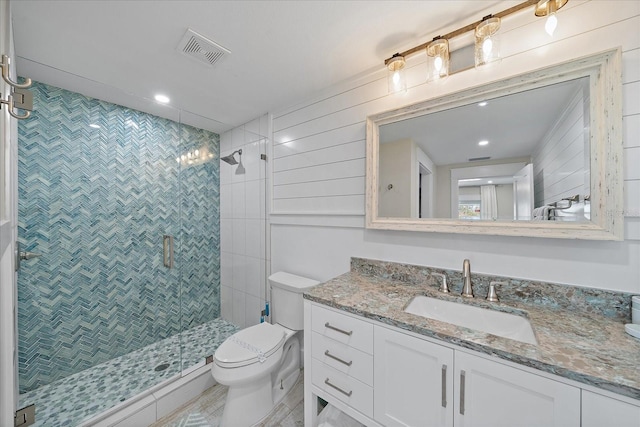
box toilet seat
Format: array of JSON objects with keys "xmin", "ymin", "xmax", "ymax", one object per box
[{"xmin": 215, "ymin": 322, "xmax": 286, "ymax": 368}]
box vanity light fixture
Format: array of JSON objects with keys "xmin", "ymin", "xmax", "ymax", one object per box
[
  {"xmin": 386, "ymin": 53, "xmax": 407, "ymax": 94},
  {"xmin": 475, "ymin": 15, "xmax": 501, "ymax": 68},
  {"xmin": 426, "ymin": 37, "xmax": 450, "ymax": 81},
  {"xmin": 535, "ymin": 0, "xmax": 568, "ymax": 36},
  {"xmin": 382, "ymin": 0, "xmax": 544, "ymax": 94}
]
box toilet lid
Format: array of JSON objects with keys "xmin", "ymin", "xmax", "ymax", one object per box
[{"xmin": 215, "ymin": 322, "xmax": 286, "ymax": 368}]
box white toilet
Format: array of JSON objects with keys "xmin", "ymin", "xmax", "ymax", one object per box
[{"xmin": 212, "ymin": 272, "xmax": 319, "ymax": 426}]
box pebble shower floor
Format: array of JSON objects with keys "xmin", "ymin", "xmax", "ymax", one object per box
[{"xmin": 19, "ymin": 318, "xmax": 238, "ymax": 426}]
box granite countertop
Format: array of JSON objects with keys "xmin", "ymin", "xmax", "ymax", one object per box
[{"xmin": 304, "ymin": 268, "xmax": 640, "ymax": 400}]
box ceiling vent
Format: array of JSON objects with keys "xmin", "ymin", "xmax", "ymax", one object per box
[
  {"xmin": 468, "ymin": 156, "xmax": 491, "ymax": 162},
  {"xmin": 177, "ymin": 29, "xmax": 230, "ymax": 67}
]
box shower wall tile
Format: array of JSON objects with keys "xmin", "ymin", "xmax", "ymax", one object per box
[
  {"xmin": 219, "ymin": 115, "xmax": 270, "ymax": 330},
  {"xmin": 17, "ymin": 81, "xmax": 220, "ymax": 393},
  {"xmin": 220, "ymin": 285, "xmax": 233, "ymax": 322}
]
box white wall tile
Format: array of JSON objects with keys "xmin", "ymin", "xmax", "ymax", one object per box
[
  {"xmin": 221, "ymin": 285, "xmax": 233, "ymax": 322},
  {"xmin": 245, "ymin": 293, "xmax": 263, "ymax": 327},
  {"xmin": 220, "ymin": 219, "xmax": 233, "ymax": 254},
  {"xmin": 245, "ymin": 118, "xmax": 261, "ymax": 143},
  {"xmin": 220, "ymin": 153, "xmax": 233, "ymax": 185},
  {"xmin": 231, "ymin": 182, "xmax": 246, "ymax": 218},
  {"xmin": 245, "ymin": 256, "xmax": 262, "ymax": 298},
  {"xmin": 245, "ymin": 219, "xmax": 262, "ymax": 259},
  {"xmin": 245, "ymin": 179, "xmax": 262, "ymax": 219},
  {"xmin": 232, "ymin": 289, "xmax": 246, "ymax": 328},
  {"xmin": 232, "ymin": 254, "xmax": 246, "ymax": 292},
  {"xmin": 232, "ymin": 126, "xmax": 245, "ymax": 149},
  {"xmin": 221, "ymin": 131, "xmax": 233, "ymax": 153},
  {"xmin": 232, "ymin": 219, "xmax": 246, "ymax": 255},
  {"xmin": 220, "ymin": 251, "xmax": 232, "ymax": 288},
  {"xmin": 220, "ymin": 183, "xmax": 232, "ymax": 219}
]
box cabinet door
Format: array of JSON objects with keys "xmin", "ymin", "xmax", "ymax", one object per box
[
  {"xmin": 374, "ymin": 326, "xmax": 454, "ymax": 427},
  {"xmin": 582, "ymin": 390, "xmax": 640, "ymax": 427},
  {"xmin": 454, "ymin": 351, "xmax": 580, "ymax": 427}
]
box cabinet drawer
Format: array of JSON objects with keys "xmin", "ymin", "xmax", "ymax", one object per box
[
  {"xmin": 311, "ymin": 357, "xmax": 373, "ymax": 418},
  {"xmin": 311, "ymin": 304, "xmax": 373, "ymax": 354},
  {"xmin": 311, "ymin": 332, "xmax": 373, "ymax": 386}
]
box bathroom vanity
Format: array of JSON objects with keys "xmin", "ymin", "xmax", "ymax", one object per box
[{"xmin": 302, "ymin": 258, "xmax": 640, "ymax": 426}]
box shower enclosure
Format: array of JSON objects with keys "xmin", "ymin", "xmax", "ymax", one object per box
[{"xmin": 16, "ymin": 79, "xmax": 236, "ymax": 426}]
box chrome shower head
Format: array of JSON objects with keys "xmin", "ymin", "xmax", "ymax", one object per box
[{"xmin": 220, "ymin": 149, "xmax": 242, "ymax": 165}]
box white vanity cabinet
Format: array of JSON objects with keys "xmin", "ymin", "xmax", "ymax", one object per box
[
  {"xmin": 581, "ymin": 390, "xmax": 640, "ymax": 427},
  {"xmin": 454, "ymin": 351, "xmax": 580, "ymax": 427},
  {"xmin": 374, "ymin": 326, "xmax": 454, "ymax": 427},
  {"xmin": 304, "ymin": 301, "xmax": 637, "ymax": 427}
]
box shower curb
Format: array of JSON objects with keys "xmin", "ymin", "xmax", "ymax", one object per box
[{"xmin": 80, "ymin": 363, "xmax": 215, "ymax": 427}]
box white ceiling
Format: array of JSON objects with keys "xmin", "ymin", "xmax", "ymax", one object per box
[
  {"xmin": 11, "ymin": 0, "xmax": 514, "ymax": 134},
  {"xmin": 379, "ymin": 78, "xmax": 585, "ymax": 166}
]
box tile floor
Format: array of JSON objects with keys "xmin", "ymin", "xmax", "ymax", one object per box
[
  {"xmin": 19, "ymin": 318, "xmax": 238, "ymax": 427},
  {"xmin": 151, "ymin": 370, "xmax": 304, "ymax": 427}
]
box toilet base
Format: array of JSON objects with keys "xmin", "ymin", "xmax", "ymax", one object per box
[{"xmin": 218, "ymin": 335, "xmax": 301, "ymax": 426}]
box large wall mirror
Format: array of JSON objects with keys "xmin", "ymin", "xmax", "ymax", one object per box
[{"xmin": 366, "ymin": 48, "xmax": 623, "ymax": 240}]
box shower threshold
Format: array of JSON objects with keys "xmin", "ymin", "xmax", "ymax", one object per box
[{"xmin": 19, "ymin": 318, "xmax": 238, "ymax": 427}]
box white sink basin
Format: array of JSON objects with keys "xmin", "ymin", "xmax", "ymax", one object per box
[{"xmin": 404, "ymin": 296, "xmax": 537, "ymax": 345}]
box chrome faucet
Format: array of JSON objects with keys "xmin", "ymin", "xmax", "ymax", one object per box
[{"xmin": 461, "ymin": 259, "xmax": 473, "ymax": 298}]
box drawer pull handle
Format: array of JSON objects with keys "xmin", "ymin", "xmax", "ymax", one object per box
[
  {"xmin": 441, "ymin": 364, "xmax": 447, "ymax": 408},
  {"xmin": 324, "ymin": 378, "xmax": 353, "ymax": 397},
  {"xmin": 460, "ymin": 370, "xmax": 466, "ymax": 415},
  {"xmin": 324, "ymin": 350, "xmax": 353, "ymax": 366},
  {"xmin": 324, "ymin": 322, "xmax": 353, "ymax": 336}
]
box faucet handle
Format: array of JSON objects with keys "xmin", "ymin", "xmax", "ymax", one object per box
[
  {"xmin": 432, "ymin": 273, "xmax": 449, "ymax": 293},
  {"xmin": 486, "ymin": 281, "xmax": 507, "ymax": 302}
]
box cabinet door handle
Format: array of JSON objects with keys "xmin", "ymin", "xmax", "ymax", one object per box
[
  {"xmin": 324, "ymin": 322, "xmax": 353, "ymax": 336},
  {"xmin": 325, "ymin": 350, "xmax": 353, "ymax": 366},
  {"xmin": 324, "ymin": 378, "xmax": 353, "ymax": 397},
  {"xmin": 441, "ymin": 364, "xmax": 447, "ymax": 408},
  {"xmin": 460, "ymin": 370, "xmax": 466, "ymax": 415}
]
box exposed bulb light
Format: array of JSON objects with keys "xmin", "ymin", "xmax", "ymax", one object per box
[
  {"xmin": 545, "ymin": 13, "xmax": 558, "ymax": 35},
  {"xmin": 386, "ymin": 54, "xmax": 407, "ymax": 94},
  {"xmin": 426, "ymin": 37, "xmax": 450, "ymax": 82},
  {"xmin": 478, "ymin": 140, "xmax": 489, "ymax": 146},
  {"xmin": 154, "ymin": 94, "xmax": 170, "ymax": 104},
  {"xmin": 475, "ymin": 16, "xmax": 501, "ymax": 68},
  {"xmin": 535, "ymin": 0, "xmax": 568, "ymax": 36}
]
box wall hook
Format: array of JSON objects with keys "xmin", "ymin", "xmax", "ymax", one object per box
[{"xmin": 1, "ymin": 54, "xmax": 32, "ymax": 89}]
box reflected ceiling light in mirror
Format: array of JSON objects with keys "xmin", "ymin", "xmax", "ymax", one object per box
[
  {"xmin": 478, "ymin": 140, "xmax": 489, "ymax": 146},
  {"xmin": 386, "ymin": 54, "xmax": 407, "ymax": 94},
  {"xmin": 475, "ymin": 16, "xmax": 501, "ymax": 68},
  {"xmin": 426, "ymin": 37, "xmax": 449, "ymax": 82},
  {"xmin": 478, "ymin": 101, "xmax": 488, "ymax": 107},
  {"xmin": 535, "ymin": 0, "xmax": 568, "ymax": 36},
  {"xmin": 89, "ymin": 123, "xmax": 101, "ymax": 129}
]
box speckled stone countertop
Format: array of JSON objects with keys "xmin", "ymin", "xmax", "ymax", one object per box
[{"xmin": 304, "ymin": 258, "xmax": 640, "ymax": 400}]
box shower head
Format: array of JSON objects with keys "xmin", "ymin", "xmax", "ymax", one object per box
[{"xmin": 221, "ymin": 149, "xmax": 242, "ymax": 165}]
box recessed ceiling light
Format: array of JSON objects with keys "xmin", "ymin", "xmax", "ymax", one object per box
[
  {"xmin": 89, "ymin": 123, "xmax": 101, "ymax": 129},
  {"xmin": 478, "ymin": 101, "xmax": 488, "ymax": 107},
  {"xmin": 155, "ymin": 94, "xmax": 170, "ymax": 103},
  {"xmin": 488, "ymin": 180, "xmax": 493, "ymax": 184},
  {"xmin": 478, "ymin": 140, "xmax": 489, "ymax": 146}
]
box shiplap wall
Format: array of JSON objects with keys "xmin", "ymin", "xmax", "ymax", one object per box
[
  {"xmin": 532, "ymin": 86, "xmax": 589, "ymax": 207},
  {"xmin": 270, "ymin": 1, "xmax": 640, "ymax": 293}
]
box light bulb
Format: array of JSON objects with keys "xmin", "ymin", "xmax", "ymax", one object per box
[
  {"xmin": 194, "ymin": 149, "xmax": 200, "ymax": 156},
  {"xmin": 393, "ymin": 71, "xmax": 400, "ymax": 85},
  {"xmin": 545, "ymin": 13, "xmax": 558, "ymax": 36},
  {"xmin": 434, "ymin": 56, "xmax": 443, "ymax": 72},
  {"xmin": 482, "ymin": 38, "xmax": 493, "ymax": 56}
]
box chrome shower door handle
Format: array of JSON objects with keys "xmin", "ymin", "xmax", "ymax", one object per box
[{"xmin": 163, "ymin": 235, "xmax": 174, "ymax": 268}]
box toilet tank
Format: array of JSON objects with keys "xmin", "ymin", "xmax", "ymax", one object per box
[{"xmin": 269, "ymin": 272, "xmax": 319, "ymax": 331}]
